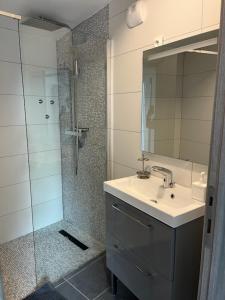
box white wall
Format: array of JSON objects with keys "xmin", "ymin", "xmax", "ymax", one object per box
[
  {"xmin": 20, "ymin": 25, "xmax": 63, "ymax": 231},
  {"xmin": 107, "ymin": 0, "xmax": 221, "ymax": 185},
  {"xmin": 0, "ymin": 16, "xmax": 33, "ymax": 244},
  {"xmin": 0, "ymin": 17, "xmax": 63, "ymax": 244}
]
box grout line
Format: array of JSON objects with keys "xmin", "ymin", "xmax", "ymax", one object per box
[
  {"xmin": 112, "ymin": 128, "xmax": 141, "ymax": 134},
  {"xmin": 54, "ymin": 280, "xmax": 66, "ymax": 289},
  {"xmin": 0, "ymin": 58, "xmax": 21, "ymax": 65},
  {"xmin": 22, "ymin": 62, "xmax": 57, "ymax": 70},
  {"xmin": 0, "ymin": 179, "xmax": 29, "ymax": 189},
  {"xmin": 0, "ymin": 152, "xmax": 28, "ymax": 159},
  {"xmin": 66, "ymin": 254, "xmax": 105, "ymax": 281},
  {"xmin": 93, "ymin": 287, "xmax": 110, "ymax": 300},
  {"xmin": 64, "ymin": 279, "xmax": 90, "ymax": 300},
  {"xmin": 0, "ymin": 205, "xmax": 32, "ymax": 218}
]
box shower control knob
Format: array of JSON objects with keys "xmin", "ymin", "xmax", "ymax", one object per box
[
  {"xmin": 45, "ymin": 114, "xmax": 50, "ymax": 119},
  {"xmin": 38, "ymin": 99, "xmax": 43, "ymax": 104},
  {"xmin": 50, "ymin": 100, "xmax": 55, "ymax": 104}
]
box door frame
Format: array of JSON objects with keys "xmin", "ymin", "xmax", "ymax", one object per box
[{"xmin": 198, "ymin": 1, "xmax": 225, "ymax": 299}]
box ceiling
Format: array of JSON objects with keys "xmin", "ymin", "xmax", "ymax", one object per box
[{"xmin": 0, "ymin": 0, "xmax": 110, "ymax": 28}]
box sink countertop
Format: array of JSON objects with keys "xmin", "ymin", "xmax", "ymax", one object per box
[{"xmin": 104, "ymin": 175, "xmax": 205, "ymax": 228}]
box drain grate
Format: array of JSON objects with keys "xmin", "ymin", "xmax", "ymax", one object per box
[{"xmin": 59, "ymin": 230, "xmax": 89, "ymax": 250}]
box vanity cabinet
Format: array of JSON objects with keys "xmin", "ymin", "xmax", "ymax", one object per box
[{"xmin": 106, "ymin": 193, "xmax": 204, "ymax": 300}]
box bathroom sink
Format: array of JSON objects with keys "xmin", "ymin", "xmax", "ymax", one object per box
[{"xmin": 104, "ymin": 176, "xmax": 205, "ymax": 227}]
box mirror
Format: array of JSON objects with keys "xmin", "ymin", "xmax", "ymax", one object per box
[{"xmin": 142, "ymin": 33, "xmax": 218, "ymax": 165}]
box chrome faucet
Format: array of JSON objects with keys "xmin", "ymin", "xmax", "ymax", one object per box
[{"xmin": 152, "ymin": 166, "xmax": 175, "ymax": 188}]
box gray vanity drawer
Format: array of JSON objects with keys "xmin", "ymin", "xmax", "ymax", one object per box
[
  {"xmin": 107, "ymin": 242, "xmax": 173, "ymax": 300},
  {"xmin": 106, "ymin": 193, "xmax": 175, "ymax": 280}
]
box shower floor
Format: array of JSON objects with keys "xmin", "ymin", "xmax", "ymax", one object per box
[{"xmin": 0, "ymin": 220, "xmax": 104, "ymax": 300}]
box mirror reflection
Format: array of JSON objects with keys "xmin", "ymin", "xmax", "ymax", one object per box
[{"xmin": 142, "ymin": 36, "xmax": 218, "ymax": 165}]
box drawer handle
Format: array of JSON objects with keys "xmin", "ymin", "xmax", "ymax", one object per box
[
  {"xmin": 135, "ymin": 265, "xmax": 153, "ymax": 277},
  {"xmin": 113, "ymin": 243, "xmax": 154, "ymax": 277},
  {"xmin": 112, "ymin": 204, "xmax": 153, "ymax": 230}
]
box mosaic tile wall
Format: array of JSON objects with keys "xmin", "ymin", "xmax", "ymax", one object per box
[{"xmin": 57, "ymin": 6, "xmax": 108, "ymax": 243}]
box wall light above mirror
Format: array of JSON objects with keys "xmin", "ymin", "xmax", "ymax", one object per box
[{"xmin": 142, "ymin": 32, "xmax": 218, "ymax": 165}]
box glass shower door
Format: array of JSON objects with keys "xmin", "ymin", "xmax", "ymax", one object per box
[{"xmin": 19, "ymin": 8, "xmax": 107, "ymax": 285}]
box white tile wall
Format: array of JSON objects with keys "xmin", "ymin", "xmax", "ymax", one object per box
[
  {"xmin": 113, "ymin": 92, "xmax": 141, "ymax": 132},
  {"xmin": 0, "ymin": 61, "xmax": 23, "ymax": 95},
  {"xmin": 25, "ymin": 96, "xmax": 59, "ymax": 125},
  {"xmin": 202, "ymin": 0, "xmax": 221, "ymax": 29},
  {"xmin": 0, "ymin": 16, "xmax": 18, "ymax": 31},
  {"xmin": 29, "ymin": 150, "xmax": 61, "ymax": 180},
  {"xmin": 32, "ymin": 197, "xmax": 63, "ymax": 231},
  {"xmin": 27, "ymin": 124, "xmax": 60, "ymax": 153},
  {"xmin": 0, "ymin": 19, "xmax": 62, "ymax": 243},
  {"xmin": 0, "ymin": 182, "xmax": 31, "ymax": 217},
  {"xmin": 113, "ymin": 130, "xmax": 141, "ymax": 169},
  {"xmin": 0, "ymin": 126, "xmax": 27, "ymax": 157},
  {"xmin": 23, "ymin": 65, "xmax": 58, "ymax": 97},
  {"xmin": 0, "ymin": 208, "xmax": 33, "ymax": 244},
  {"xmin": 110, "ymin": 0, "xmax": 203, "ymax": 57},
  {"xmin": 0, "ymin": 155, "xmax": 29, "ymax": 187},
  {"xmin": 180, "ymin": 52, "xmax": 216, "ymax": 165},
  {"xmin": 0, "ymin": 95, "xmax": 25, "ymax": 126},
  {"xmin": 31, "ymin": 175, "xmax": 62, "ymax": 206},
  {"xmin": 108, "ymin": 0, "xmax": 221, "ymax": 184},
  {"xmin": 21, "ymin": 25, "xmax": 63, "ymax": 232},
  {"xmin": 0, "ymin": 17, "xmax": 32, "ymax": 244},
  {"xmin": 20, "ymin": 26, "xmax": 57, "ymax": 68},
  {"xmin": 0, "ymin": 27, "xmax": 20, "ymax": 63}
]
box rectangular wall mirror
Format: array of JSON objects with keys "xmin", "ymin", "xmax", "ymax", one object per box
[{"xmin": 142, "ymin": 33, "xmax": 218, "ymax": 165}]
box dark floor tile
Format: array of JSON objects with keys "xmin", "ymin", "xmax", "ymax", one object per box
[
  {"xmin": 68, "ymin": 256, "xmax": 110, "ymax": 299},
  {"xmin": 96, "ymin": 281, "xmax": 138, "ymax": 300},
  {"xmin": 56, "ymin": 282, "xmax": 86, "ymax": 300},
  {"xmin": 65, "ymin": 253, "xmax": 105, "ymax": 280}
]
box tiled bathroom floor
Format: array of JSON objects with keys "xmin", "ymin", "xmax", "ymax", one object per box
[
  {"xmin": 0, "ymin": 220, "xmax": 104, "ymax": 300},
  {"xmin": 55, "ymin": 254, "xmax": 138, "ymax": 300}
]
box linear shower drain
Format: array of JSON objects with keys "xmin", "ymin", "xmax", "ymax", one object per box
[{"xmin": 59, "ymin": 230, "xmax": 89, "ymax": 250}]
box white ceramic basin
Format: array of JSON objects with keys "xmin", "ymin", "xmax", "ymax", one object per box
[{"xmin": 104, "ymin": 175, "xmax": 205, "ymax": 228}]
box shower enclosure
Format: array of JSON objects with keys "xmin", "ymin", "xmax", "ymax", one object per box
[{"xmin": 0, "ymin": 7, "xmax": 108, "ymax": 300}]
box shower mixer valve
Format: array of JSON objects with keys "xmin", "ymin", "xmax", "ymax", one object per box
[{"xmin": 65, "ymin": 127, "xmax": 89, "ymax": 137}]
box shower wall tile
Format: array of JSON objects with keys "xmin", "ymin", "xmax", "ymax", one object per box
[
  {"xmin": 0, "ymin": 95, "xmax": 25, "ymax": 126},
  {"xmin": 20, "ymin": 25, "xmax": 57, "ymax": 68},
  {"xmin": 113, "ymin": 92, "xmax": 141, "ymax": 132},
  {"xmin": 23, "ymin": 65, "xmax": 58, "ymax": 97},
  {"xmin": 0, "ymin": 18, "xmax": 32, "ymax": 244},
  {"xmin": 0, "ymin": 27, "xmax": 20, "ymax": 63},
  {"xmin": 27, "ymin": 124, "xmax": 60, "ymax": 153},
  {"xmin": 112, "ymin": 161, "xmax": 136, "ymax": 179},
  {"xmin": 31, "ymin": 175, "xmax": 62, "ymax": 206},
  {"xmin": 58, "ymin": 6, "xmax": 108, "ymax": 243},
  {"xmin": 29, "ymin": 150, "xmax": 61, "ymax": 180},
  {"xmin": 0, "ymin": 126, "xmax": 27, "ymax": 157},
  {"xmin": 0, "ymin": 15, "xmax": 18, "ymax": 31},
  {"xmin": 0, "ymin": 154, "xmax": 29, "ymax": 187},
  {"xmin": 0, "ymin": 61, "xmax": 23, "ymax": 95},
  {"xmin": 20, "ymin": 24, "xmax": 63, "ymax": 234},
  {"xmin": 25, "ymin": 96, "xmax": 59, "ymax": 125},
  {"xmin": 0, "ymin": 208, "xmax": 33, "ymax": 244},
  {"xmin": 32, "ymin": 197, "xmax": 63, "ymax": 231},
  {"xmin": 0, "ymin": 182, "xmax": 31, "ymax": 217}
]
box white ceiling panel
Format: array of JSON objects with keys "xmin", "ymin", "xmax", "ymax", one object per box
[{"xmin": 0, "ymin": 0, "xmax": 110, "ymax": 28}]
